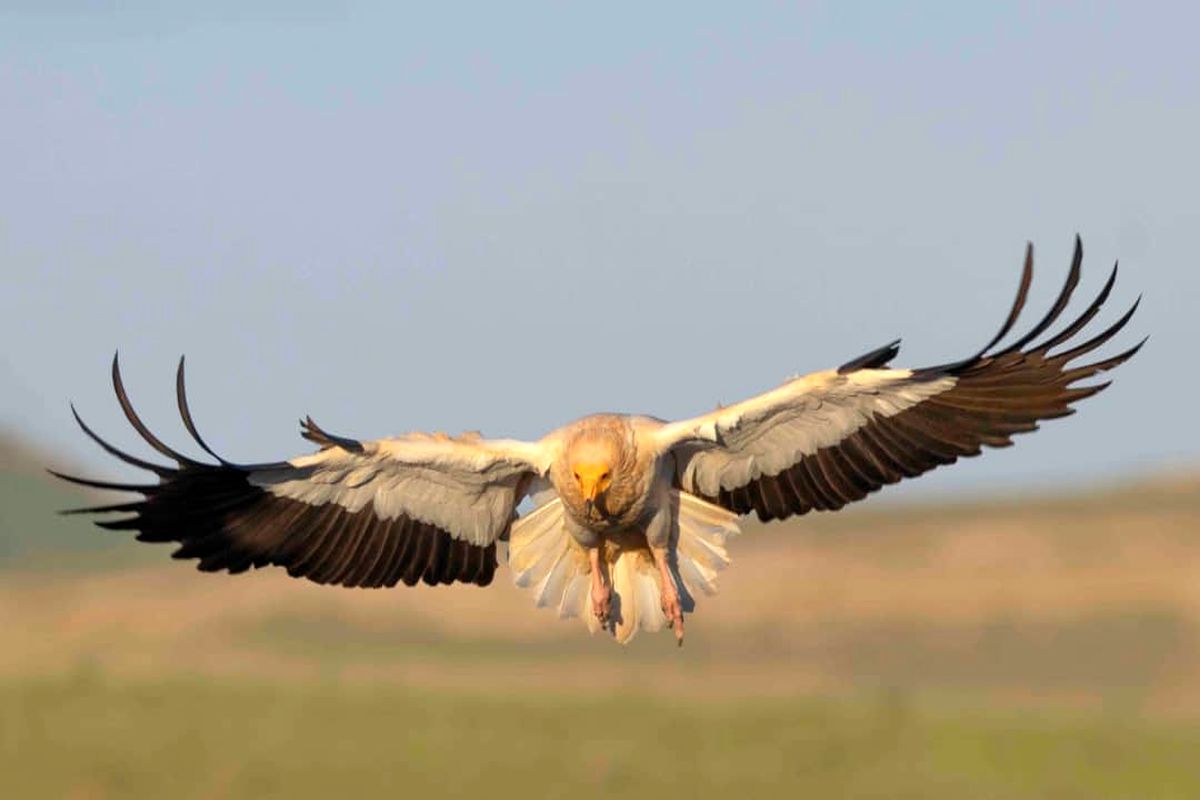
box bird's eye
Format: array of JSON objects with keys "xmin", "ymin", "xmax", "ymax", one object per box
[
  {"xmin": 573, "ymin": 471, "xmax": 580, "ymax": 481},
  {"xmin": 600, "ymin": 471, "xmax": 609, "ymax": 481}
]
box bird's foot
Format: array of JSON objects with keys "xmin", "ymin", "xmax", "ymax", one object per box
[
  {"xmin": 590, "ymin": 579, "xmax": 611, "ymax": 625},
  {"xmin": 660, "ymin": 579, "xmax": 684, "ymax": 646}
]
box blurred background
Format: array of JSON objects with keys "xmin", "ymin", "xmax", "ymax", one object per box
[{"xmin": 2, "ymin": 3, "xmax": 1198, "ymax": 798}]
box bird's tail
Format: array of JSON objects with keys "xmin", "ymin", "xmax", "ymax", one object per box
[{"xmin": 507, "ymin": 491, "xmax": 740, "ymax": 643}]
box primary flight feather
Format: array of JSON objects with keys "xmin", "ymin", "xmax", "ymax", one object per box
[{"xmin": 54, "ymin": 237, "xmax": 1143, "ymax": 644}]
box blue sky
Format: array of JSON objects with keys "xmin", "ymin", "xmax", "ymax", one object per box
[{"xmin": 2, "ymin": 3, "xmax": 1196, "ymax": 496}]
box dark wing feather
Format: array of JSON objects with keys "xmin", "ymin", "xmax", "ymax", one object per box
[
  {"xmin": 52, "ymin": 358, "xmax": 498, "ymax": 588},
  {"xmin": 837, "ymin": 339, "xmax": 901, "ymax": 374}
]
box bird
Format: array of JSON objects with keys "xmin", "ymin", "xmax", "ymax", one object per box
[{"xmin": 53, "ymin": 237, "xmax": 1143, "ymax": 645}]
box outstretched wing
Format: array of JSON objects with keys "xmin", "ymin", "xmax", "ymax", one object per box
[
  {"xmin": 656, "ymin": 237, "xmax": 1144, "ymax": 521},
  {"xmin": 52, "ymin": 356, "xmax": 550, "ymax": 588}
]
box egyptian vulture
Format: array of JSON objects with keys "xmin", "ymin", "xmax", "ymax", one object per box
[{"xmin": 54, "ymin": 238, "xmax": 1142, "ymax": 644}]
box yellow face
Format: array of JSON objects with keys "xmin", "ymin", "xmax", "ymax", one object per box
[{"xmin": 572, "ymin": 461, "xmax": 612, "ymax": 503}]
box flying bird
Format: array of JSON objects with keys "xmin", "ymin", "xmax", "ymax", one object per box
[{"xmin": 53, "ymin": 238, "xmax": 1143, "ymax": 644}]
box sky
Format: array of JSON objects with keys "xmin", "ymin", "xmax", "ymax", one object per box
[{"xmin": 2, "ymin": 3, "xmax": 1197, "ymax": 499}]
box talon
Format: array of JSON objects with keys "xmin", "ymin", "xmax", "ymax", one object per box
[
  {"xmin": 590, "ymin": 580, "xmax": 611, "ymax": 623},
  {"xmin": 650, "ymin": 546, "xmax": 685, "ymax": 646},
  {"xmin": 587, "ymin": 546, "xmax": 610, "ymax": 626},
  {"xmin": 660, "ymin": 580, "xmax": 684, "ymax": 646}
]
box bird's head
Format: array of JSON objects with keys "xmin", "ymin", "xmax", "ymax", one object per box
[{"xmin": 567, "ymin": 434, "xmax": 619, "ymax": 512}]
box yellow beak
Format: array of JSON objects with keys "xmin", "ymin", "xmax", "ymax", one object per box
[
  {"xmin": 580, "ymin": 476, "xmax": 600, "ymax": 503},
  {"xmin": 574, "ymin": 463, "xmax": 609, "ymax": 505}
]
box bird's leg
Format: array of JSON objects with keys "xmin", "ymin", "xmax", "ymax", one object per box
[
  {"xmin": 588, "ymin": 546, "xmax": 611, "ymax": 625},
  {"xmin": 651, "ymin": 546, "xmax": 684, "ymax": 645}
]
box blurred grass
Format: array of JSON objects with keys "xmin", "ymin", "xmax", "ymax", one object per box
[
  {"xmin": 238, "ymin": 607, "xmax": 1194, "ymax": 694},
  {"xmin": 5, "ymin": 431, "xmax": 1200, "ymax": 798},
  {"xmin": 4, "ymin": 673, "xmax": 1200, "ymax": 800}
]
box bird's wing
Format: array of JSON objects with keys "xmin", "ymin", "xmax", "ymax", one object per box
[
  {"xmin": 53, "ymin": 356, "xmax": 552, "ymax": 588},
  {"xmin": 654, "ymin": 237, "xmax": 1143, "ymax": 521}
]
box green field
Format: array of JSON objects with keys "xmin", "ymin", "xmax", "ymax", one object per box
[
  {"xmin": 5, "ymin": 675, "xmax": 1200, "ymax": 800},
  {"xmin": 3, "ymin": 433, "xmax": 1200, "ymax": 798}
]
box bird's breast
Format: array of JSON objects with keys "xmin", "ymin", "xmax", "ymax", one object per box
[{"xmin": 554, "ymin": 467, "xmax": 659, "ymax": 535}]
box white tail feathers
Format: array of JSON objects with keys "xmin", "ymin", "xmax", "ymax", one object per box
[
  {"xmin": 507, "ymin": 497, "xmax": 590, "ymax": 617},
  {"xmin": 507, "ymin": 491, "xmax": 740, "ymax": 643},
  {"xmin": 672, "ymin": 491, "xmax": 740, "ymax": 598}
]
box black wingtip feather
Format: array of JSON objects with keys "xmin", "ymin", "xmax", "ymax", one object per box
[
  {"xmin": 94, "ymin": 517, "xmax": 145, "ymax": 531},
  {"xmin": 1053, "ymin": 296, "xmax": 1142, "ymax": 365},
  {"xmin": 1032, "ymin": 260, "xmax": 1120, "ymax": 354},
  {"xmin": 1072, "ymin": 335, "xmax": 1147, "ymax": 377},
  {"xmin": 929, "ymin": 241, "xmax": 1034, "ymax": 373},
  {"xmin": 111, "ymin": 352, "xmax": 201, "ymax": 466},
  {"xmin": 992, "ymin": 235, "xmax": 1083, "ymax": 358},
  {"xmin": 46, "ymin": 468, "xmax": 160, "ymax": 494},
  {"xmin": 68, "ymin": 402, "xmax": 173, "ymax": 477},
  {"xmin": 175, "ymin": 355, "xmax": 234, "ymax": 466},
  {"xmin": 60, "ymin": 500, "xmax": 146, "ymax": 516},
  {"xmin": 300, "ymin": 416, "xmax": 364, "ymax": 453},
  {"xmin": 838, "ymin": 339, "xmax": 901, "ymax": 374},
  {"xmin": 977, "ymin": 241, "xmax": 1035, "ymax": 358}
]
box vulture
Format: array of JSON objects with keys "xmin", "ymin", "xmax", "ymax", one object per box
[{"xmin": 54, "ymin": 238, "xmax": 1142, "ymax": 644}]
